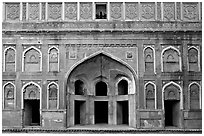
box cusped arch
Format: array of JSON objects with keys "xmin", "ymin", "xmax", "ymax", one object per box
[
  {"xmin": 65, "ymin": 51, "xmax": 137, "ymax": 95},
  {"xmin": 143, "ymin": 46, "xmax": 156, "ymax": 73},
  {"xmin": 162, "ymin": 81, "xmax": 183, "ymax": 109},
  {"xmin": 48, "ymin": 46, "xmax": 59, "ymax": 72},
  {"xmin": 21, "ymin": 81, "xmax": 42, "ymax": 109},
  {"xmin": 116, "ymin": 77, "xmax": 133, "ymax": 95},
  {"xmin": 161, "ymin": 46, "xmax": 181, "ymax": 72},
  {"xmin": 4, "ymin": 46, "xmax": 16, "ymax": 72},
  {"xmin": 144, "ymin": 81, "xmax": 157, "ymax": 109},
  {"xmin": 188, "ymin": 46, "xmax": 200, "ymax": 71},
  {"xmin": 22, "ymin": 46, "xmax": 42, "ymax": 72},
  {"xmin": 47, "ymin": 81, "xmax": 59, "ymax": 109},
  {"xmin": 188, "ymin": 82, "xmax": 201, "ymax": 109},
  {"xmin": 3, "ymin": 82, "xmax": 16, "ymax": 109}
]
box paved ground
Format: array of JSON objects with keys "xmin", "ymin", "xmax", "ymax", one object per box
[{"xmin": 2, "ymin": 124, "xmax": 202, "ymax": 134}]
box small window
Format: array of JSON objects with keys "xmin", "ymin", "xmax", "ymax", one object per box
[{"xmin": 95, "ymin": 3, "xmax": 107, "ymax": 19}]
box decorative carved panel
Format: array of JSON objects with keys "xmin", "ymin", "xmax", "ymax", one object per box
[
  {"xmin": 140, "ymin": 3, "xmax": 155, "ymax": 20},
  {"xmin": 163, "ymin": 48, "xmax": 180, "ymax": 72},
  {"xmin": 6, "ymin": 3, "xmax": 20, "ymax": 21},
  {"xmin": 163, "ymin": 3, "xmax": 175, "ymax": 21},
  {"xmin": 48, "ymin": 3, "xmax": 62, "ymax": 20},
  {"xmin": 110, "ymin": 3, "xmax": 122, "ymax": 20},
  {"xmin": 5, "ymin": 48, "xmax": 15, "ymax": 72},
  {"xmin": 24, "ymin": 83, "xmax": 40, "ymax": 99},
  {"xmin": 24, "ymin": 48, "xmax": 41, "ymax": 72},
  {"xmin": 4, "ymin": 83, "xmax": 15, "ymax": 109},
  {"xmin": 190, "ymin": 83, "xmax": 200, "ymax": 109},
  {"xmin": 65, "ymin": 3, "xmax": 77, "ymax": 20},
  {"xmin": 164, "ymin": 84, "xmax": 180, "ymax": 100},
  {"xmin": 188, "ymin": 47, "xmax": 199, "ymax": 72},
  {"xmin": 80, "ymin": 3, "xmax": 92, "ymax": 20},
  {"xmin": 29, "ymin": 3, "xmax": 40, "ymax": 21},
  {"xmin": 125, "ymin": 3, "xmax": 138, "ymax": 20},
  {"xmin": 183, "ymin": 3, "xmax": 199, "ymax": 21}
]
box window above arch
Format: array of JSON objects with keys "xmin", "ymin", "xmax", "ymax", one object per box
[
  {"xmin": 95, "ymin": 81, "xmax": 107, "ymax": 96},
  {"xmin": 118, "ymin": 79, "xmax": 128, "ymax": 95},
  {"xmin": 75, "ymin": 80, "xmax": 86, "ymax": 95},
  {"xmin": 144, "ymin": 47, "xmax": 154, "ymax": 73}
]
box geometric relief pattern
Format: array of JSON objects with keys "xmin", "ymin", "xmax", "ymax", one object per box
[
  {"xmin": 163, "ymin": 2, "xmax": 175, "ymax": 21},
  {"xmin": 125, "ymin": 2, "xmax": 139, "ymax": 20},
  {"xmin": 24, "ymin": 48, "xmax": 41, "ymax": 72},
  {"xmin": 140, "ymin": 3, "xmax": 155, "ymax": 20},
  {"xmin": 28, "ymin": 3, "xmax": 40, "ymax": 20},
  {"xmin": 110, "ymin": 3, "xmax": 122, "ymax": 20},
  {"xmin": 189, "ymin": 83, "xmax": 200, "ymax": 109},
  {"xmin": 65, "ymin": 2, "xmax": 77, "ymax": 20},
  {"xmin": 80, "ymin": 3, "xmax": 92, "ymax": 20},
  {"xmin": 163, "ymin": 48, "xmax": 180, "ymax": 72},
  {"xmin": 48, "ymin": 3, "xmax": 62, "ymax": 20},
  {"xmin": 24, "ymin": 83, "xmax": 40, "ymax": 100},
  {"xmin": 183, "ymin": 2, "xmax": 199, "ymax": 21},
  {"xmin": 48, "ymin": 83, "xmax": 58, "ymax": 109},
  {"xmin": 145, "ymin": 83, "xmax": 155, "ymax": 109},
  {"xmin": 5, "ymin": 48, "xmax": 15, "ymax": 72},
  {"xmin": 6, "ymin": 3, "xmax": 20, "ymax": 21},
  {"xmin": 188, "ymin": 47, "xmax": 199, "ymax": 72},
  {"xmin": 4, "ymin": 83, "xmax": 15, "ymax": 109},
  {"xmin": 49, "ymin": 47, "xmax": 59, "ymax": 72},
  {"xmin": 144, "ymin": 47, "xmax": 154, "ymax": 73},
  {"xmin": 164, "ymin": 84, "xmax": 180, "ymax": 100}
]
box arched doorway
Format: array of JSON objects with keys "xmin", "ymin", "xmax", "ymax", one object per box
[
  {"xmin": 22, "ymin": 82, "xmax": 41, "ymax": 126},
  {"xmin": 163, "ymin": 82, "xmax": 182, "ymax": 128},
  {"xmin": 66, "ymin": 52, "xmax": 137, "ymax": 127}
]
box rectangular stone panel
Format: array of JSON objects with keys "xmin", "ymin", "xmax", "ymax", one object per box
[
  {"xmin": 65, "ymin": 2, "xmax": 77, "ymax": 20},
  {"xmin": 163, "ymin": 2, "xmax": 175, "ymax": 21},
  {"xmin": 80, "ymin": 2, "xmax": 92, "ymax": 20},
  {"xmin": 28, "ymin": 3, "xmax": 40, "ymax": 21},
  {"xmin": 6, "ymin": 3, "xmax": 20, "ymax": 21},
  {"xmin": 2, "ymin": 110, "xmax": 22, "ymax": 127},
  {"xmin": 110, "ymin": 2, "xmax": 123, "ymax": 20},
  {"xmin": 125, "ymin": 2, "xmax": 139, "ymax": 20},
  {"xmin": 48, "ymin": 3, "xmax": 62, "ymax": 20},
  {"xmin": 140, "ymin": 2, "xmax": 155, "ymax": 21},
  {"xmin": 182, "ymin": 2, "xmax": 199, "ymax": 21},
  {"xmin": 140, "ymin": 119, "xmax": 162, "ymax": 128}
]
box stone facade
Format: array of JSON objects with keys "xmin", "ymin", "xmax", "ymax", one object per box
[{"xmin": 2, "ymin": 2, "xmax": 202, "ymax": 130}]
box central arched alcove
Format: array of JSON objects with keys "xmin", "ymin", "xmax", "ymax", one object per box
[
  {"xmin": 95, "ymin": 81, "xmax": 107, "ymax": 96},
  {"xmin": 66, "ymin": 52, "xmax": 137, "ymax": 127}
]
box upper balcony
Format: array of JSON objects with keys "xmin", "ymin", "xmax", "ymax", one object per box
[{"xmin": 2, "ymin": 2, "xmax": 202, "ymax": 32}]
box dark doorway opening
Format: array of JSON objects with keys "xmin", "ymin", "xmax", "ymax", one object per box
[
  {"xmin": 95, "ymin": 101, "xmax": 108, "ymax": 124},
  {"xmin": 118, "ymin": 80, "xmax": 128, "ymax": 95},
  {"xmin": 117, "ymin": 101, "xmax": 129, "ymax": 125},
  {"xmin": 75, "ymin": 100, "xmax": 86, "ymax": 125},
  {"xmin": 164, "ymin": 100, "xmax": 180, "ymax": 127},
  {"xmin": 24, "ymin": 100, "xmax": 40, "ymax": 126},
  {"xmin": 95, "ymin": 81, "xmax": 107, "ymax": 96}
]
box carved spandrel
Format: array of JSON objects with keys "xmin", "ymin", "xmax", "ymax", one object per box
[
  {"xmin": 163, "ymin": 2, "xmax": 175, "ymax": 21},
  {"xmin": 140, "ymin": 3, "xmax": 155, "ymax": 20},
  {"xmin": 48, "ymin": 3, "xmax": 62, "ymax": 20}
]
